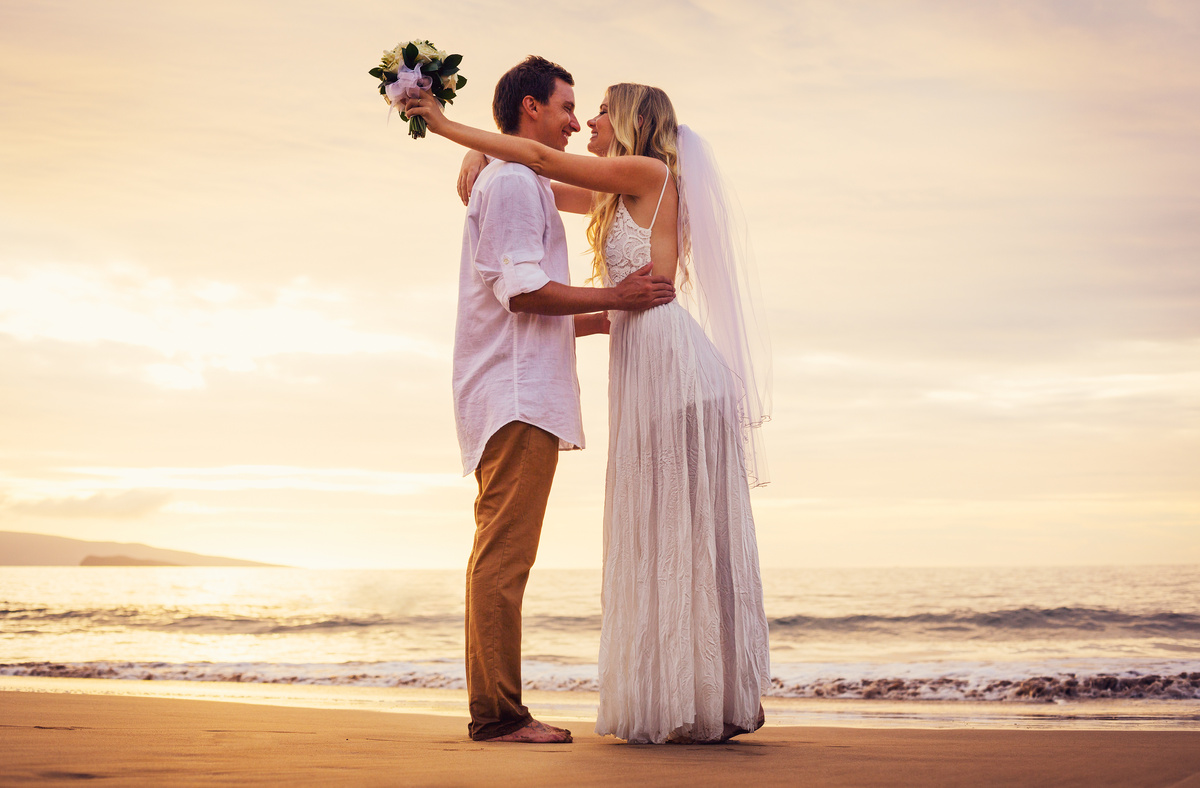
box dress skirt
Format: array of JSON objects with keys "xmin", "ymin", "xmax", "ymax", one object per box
[{"xmin": 594, "ymin": 300, "xmax": 771, "ymax": 744}]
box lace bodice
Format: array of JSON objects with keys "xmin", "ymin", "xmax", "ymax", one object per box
[
  {"xmin": 602, "ymin": 167, "xmax": 671, "ymax": 285},
  {"xmin": 603, "ymin": 201, "xmax": 654, "ymax": 285}
]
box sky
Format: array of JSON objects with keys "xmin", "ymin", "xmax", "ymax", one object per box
[{"xmin": 1, "ymin": 0, "xmax": 1197, "ymax": 568}]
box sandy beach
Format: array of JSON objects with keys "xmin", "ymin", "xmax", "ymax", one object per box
[{"xmin": 3, "ymin": 691, "xmax": 1199, "ymax": 787}]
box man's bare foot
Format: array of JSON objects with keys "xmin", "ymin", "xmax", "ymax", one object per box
[{"xmin": 486, "ymin": 719, "xmax": 572, "ymax": 744}]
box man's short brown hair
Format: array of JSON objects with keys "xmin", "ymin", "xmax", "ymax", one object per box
[{"xmin": 492, "ymin": 56, "xmax": 574, "ymax": 135}]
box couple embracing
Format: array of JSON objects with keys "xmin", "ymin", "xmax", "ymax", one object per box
[{"xmin": 406, "ymin": 55, "xmax": 771, "ymax": 745}]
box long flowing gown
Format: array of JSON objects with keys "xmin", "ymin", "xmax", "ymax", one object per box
[{"xmin": 593, "ymin": 188, "xmax": 772, "ymax": 744}]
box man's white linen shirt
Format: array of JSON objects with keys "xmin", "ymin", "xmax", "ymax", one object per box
[{"xmin": 453, "ymin": 160, "xmax": 584, "ymax": 475}]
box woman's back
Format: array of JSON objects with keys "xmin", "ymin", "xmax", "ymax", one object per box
[{"xmin": 604, "ymin": 165, "xmax": 678, "ymax": 284}]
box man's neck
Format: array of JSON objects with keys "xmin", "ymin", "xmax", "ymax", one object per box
[{"xmin": 511, "ymin": 123, "xmax": 548, "ymax": 147}]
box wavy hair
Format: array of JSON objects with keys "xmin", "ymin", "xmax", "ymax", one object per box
[
  {"xmin": 585, "ymin": 83, "xmax": 684, "ymax": 284},
  {"xmin": 492, "ymin": 56, "xmax": 573, "ymax": 135}
]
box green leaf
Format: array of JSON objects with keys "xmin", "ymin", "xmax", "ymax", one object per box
[
  {"xmin": 441, "ymin": 90, "xmax": 456, "ymax": 102},
  {"xmin": 439, "ymin": 64, "xmax": 459, "ymax": 77},
  {"xmin": 443, "ymin": 53, "xmax": 463, "ymax": 70},
  {"xmin": 368, "ymin": 67, "xmax": 385, "ymax": 79},
  {"xmin": 425, "ymin": 59, "xmax": 441, "ymax": 73},
  {"xmin": 402, "ymin": 43, "xmax": 418, "ymax": 69},
  {"xmin": 456, "ymin": 75, "xmax": 467, "ymax": 89}
]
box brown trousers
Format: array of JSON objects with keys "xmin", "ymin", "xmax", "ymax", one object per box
[{"xmin": 465, "ymin": 421, "xmax": 559, "ymax": 740}]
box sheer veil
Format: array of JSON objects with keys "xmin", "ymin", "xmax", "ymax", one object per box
[{"xmin": 676, "ymin": 125, "xmax": 772, "ymax": 487}]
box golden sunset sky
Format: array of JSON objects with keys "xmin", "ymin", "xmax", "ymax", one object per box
[{"xmin": 1, "ymin": 1, "xmax": 1197, "ymax": 568}]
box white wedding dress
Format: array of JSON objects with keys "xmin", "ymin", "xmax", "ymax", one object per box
[{"xmin": 593, "ymin": 181, "xmax": 772, "ymax": 744}]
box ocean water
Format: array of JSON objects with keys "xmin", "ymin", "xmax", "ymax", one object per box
[{"xmin": 2, "ymin": 565, "xmax": 1199, "ymax": 728}]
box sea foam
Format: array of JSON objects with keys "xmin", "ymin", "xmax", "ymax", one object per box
[{"xmin": 4, "ymin": 659, "xmax": 1199, "ymax": 702}]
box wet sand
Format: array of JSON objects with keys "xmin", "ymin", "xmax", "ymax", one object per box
[{"xmin": 3, "ymin": 691, "xmax": 1200, "ymax": 786}]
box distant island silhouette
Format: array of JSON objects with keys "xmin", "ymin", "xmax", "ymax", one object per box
[
  {"xmin": 80, "ymin": 555, "xmax": 181, "ymax": 567},
  {"xmin": 0, "ymin": 531, "xmax": 283, "ymax": 567}
]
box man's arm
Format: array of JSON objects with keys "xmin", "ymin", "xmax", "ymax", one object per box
[
  {"xmin": 459, "ymin": 151, "xmax": 592, "ymax": 215},
  {"xmin": 550, "ymin": 182, "xmax": 593, "ymax": 215},
  {"xmin": 574, "ymin": 312, "xmax": 610, "ymax": 337},
  {"xmin": 509, "ymin": 264, "xmax": 674, "ymax": 315},
  {"xmin": 473, "ymin": 170, "xmax": 674, "ymax": 315}
]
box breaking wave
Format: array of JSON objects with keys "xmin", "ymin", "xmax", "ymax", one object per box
[
  {"xmin": 0, "ymin": 607, "xmax": 599, "ymax": 636},
  {"xmin": 5, "ymin": 604, "xmax": 1198, "ymax": 639},
  {"xmin": 769, "ymin": 608, "xmax": 1200, "ymax": 636},
  {"xmin": 4, "ymin": 660, "xmax": 1199, "ymax": 702}
]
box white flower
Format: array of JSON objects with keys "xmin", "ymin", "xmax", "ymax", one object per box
[
  {"xmin": 441, "ymin": 74, "xmax": 457, "ymax": 91},
  {"xmin": 382, "ymin": 40, "xmax": 447, "ymax": 71},
  {"xmin": 413, "ymin": 41, "xmax": 445, "ymax": 63}
]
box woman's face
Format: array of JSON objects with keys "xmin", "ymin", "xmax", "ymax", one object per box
[{"xmin": 586, "ymin": 101, "xmax": 613, "ymax": 156}]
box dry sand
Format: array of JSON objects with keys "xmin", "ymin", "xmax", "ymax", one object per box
[{"xmin": 3, "ymin": 691, "xmax": 1200, "ymax": 787}]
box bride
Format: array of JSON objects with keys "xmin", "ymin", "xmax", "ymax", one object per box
[{"xmin": 406, "ymin": 82, "xmax": 772, "ymax": 744}]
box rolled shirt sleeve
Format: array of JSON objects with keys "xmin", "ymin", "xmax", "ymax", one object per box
[
  {"xmin": 473, "ymin": 171, "xmax": 552, "ymax": 312},
  {"xmin": 453, "ymin": 160, "xmax": 584, "ymax": 475}
]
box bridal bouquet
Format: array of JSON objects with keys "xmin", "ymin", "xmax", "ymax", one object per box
[{"xmin": 369, "ymin": 40, "xmax": 467, "ymax": 139}]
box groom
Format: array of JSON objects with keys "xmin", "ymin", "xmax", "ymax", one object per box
[{"xmin": 450, "ymin": 56, "xmax": 674, "ymax": 743}]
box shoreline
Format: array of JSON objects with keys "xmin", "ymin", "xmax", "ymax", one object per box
[
  {"xmin": 5, "ymin": 675, "xmax": 1200, "ymax": 732},
  {"xmin": 4, "ymin": 690, "xmax": 1200, "ymax": 787}
]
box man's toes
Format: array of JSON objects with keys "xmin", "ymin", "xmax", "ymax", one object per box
[{"xmin": 487, "ymin": 720, "xmax": 572, "ymax": 743}]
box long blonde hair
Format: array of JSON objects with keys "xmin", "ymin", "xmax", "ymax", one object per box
[{"xmin": 586, "ymin": 83, "xmax": 682, "ymax": 283}]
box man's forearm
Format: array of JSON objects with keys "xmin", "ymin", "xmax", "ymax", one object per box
[
  {"xmin": 510, "ymin": 282, "xmax": 616, "ymax": 316},
  {"xmin": 574, "ymin": 312, "xmax": 609, "ymax": 337}
]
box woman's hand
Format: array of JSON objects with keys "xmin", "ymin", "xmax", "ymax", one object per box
[
  {"xmin": 402, "ymin": 90, "xmax": 447, "ymax": 135},
  {"xmin": 458, "ymin": 150, "xmax": 489, "ymax": 206}
]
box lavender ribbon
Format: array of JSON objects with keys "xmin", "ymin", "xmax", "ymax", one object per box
[{"xmin": 384, "ymin": 63, "xmax": 434, "ymax": 115}]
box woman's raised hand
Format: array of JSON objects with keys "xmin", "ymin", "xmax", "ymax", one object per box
[{"xmin": 402, "ymin": 90, "xmax": 447, "ymax": 134}]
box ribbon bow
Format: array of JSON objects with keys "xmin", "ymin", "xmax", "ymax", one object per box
[{"xmin": 384, "ymin": 63, "xmax": 434, "ymax": 117}]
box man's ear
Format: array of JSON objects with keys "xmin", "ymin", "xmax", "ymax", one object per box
[{"xmin": 521, "ymin": 95, "xmax": 540, "ymax": 121}]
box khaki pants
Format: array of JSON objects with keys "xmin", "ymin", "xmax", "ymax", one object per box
[{"xmin": 465, "ymin": 421, "xmax": 559, "ymax": 740}]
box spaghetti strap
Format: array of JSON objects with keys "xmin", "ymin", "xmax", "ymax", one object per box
[{"xmin": 647, "ymin": 164, "xmax": 671, "ymax": 231}]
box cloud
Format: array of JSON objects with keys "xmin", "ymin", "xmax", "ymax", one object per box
[
  {"xmin": 0, "ymin": 262, "xmax": 448, "ymax": 389},
  {"xmin": 782, "ymin": 339, "xmax": 1200, "ymax": 430},
  {"xmin": 3, "ymin": 466, "xmax": 466, "ymax": 498},
  {"xmin": 923, "ymin": 369, "xmax": 1200, "ymax": 412},
  {"xmin": 1, "ymin": 0, "xmax": 1197, "ymax": 567},
  {"xmin": 7, "ymin": 490, "xmax": 171, "ymax": 519}
]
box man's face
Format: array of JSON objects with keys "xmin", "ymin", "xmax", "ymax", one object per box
[{"xmin": 533, "ymin": 79, "xmax": 581, "ymax": 151}]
